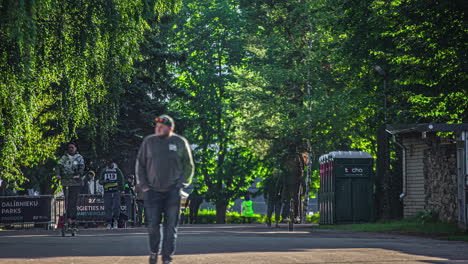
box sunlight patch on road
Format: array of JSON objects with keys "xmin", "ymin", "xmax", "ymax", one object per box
[{"xmin": 0, "ymin": 249, "xmax": 454, "ymax": 264}]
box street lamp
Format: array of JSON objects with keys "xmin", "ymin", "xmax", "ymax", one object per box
[{"xmin": 374, "ymin": 65, "xmax": 387, "ymax": 123}]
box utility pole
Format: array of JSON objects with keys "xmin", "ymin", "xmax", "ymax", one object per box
[{"xmin": 373, "ymin": 65, "xmax": 387, "ymax": 123}]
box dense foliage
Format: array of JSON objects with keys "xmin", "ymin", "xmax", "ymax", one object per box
[
  {"xmin": 1, "ymin": 0, "xmax": 465, "ymax": 220},
  {"xmin": 0, "ymin": 0, "xmax": 179, "ymax": 187},
  {"xmin": 165, "ymin": 0, "xmax": 267, "ymax": 223}
]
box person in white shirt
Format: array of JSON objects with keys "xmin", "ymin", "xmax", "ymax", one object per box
[{"xmin": 86, "ymin": 171, "xmax": 104, "ymax": 195}]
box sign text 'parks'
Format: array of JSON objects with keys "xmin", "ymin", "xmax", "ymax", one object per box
[{"xmin": 0, "ymin": 196, "xmax": 51, "ymax": 223}]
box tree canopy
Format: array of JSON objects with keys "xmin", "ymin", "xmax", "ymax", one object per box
[
  {"xmin": 1, "ymin": 0, "xmax": 466, "ymax": 221},
  {"xmin": 0, "ymin": 0, "xmax": 180, "ymax": 187}
]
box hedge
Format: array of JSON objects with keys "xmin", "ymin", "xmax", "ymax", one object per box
[{"xmin": 181, "ymin": 209, "xmax": 319, "ymax": 224}]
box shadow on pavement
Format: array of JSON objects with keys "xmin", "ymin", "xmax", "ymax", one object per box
[{"xmin": 0, "ymin": 224, "xmax": 466, "ymax": 263}]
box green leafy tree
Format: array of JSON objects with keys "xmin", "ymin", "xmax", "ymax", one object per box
[
  {"xmin": 77, "ymin": 14, "xmax": 187, "ymax": 174},
  {"xmin": 234, "ymin": 0, "xmax": 466, "ymax": 196},
  {"xmin": 0, "ymin": 0, "xmax": 180, "ymax": 188},
  {"xmin": 166, "ymin": 0, "xmax": 269, "ymax": 223}
]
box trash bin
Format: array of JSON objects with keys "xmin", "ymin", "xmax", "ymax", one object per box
[{"xmin": 319, "ymin": 151, "xmax": 374, "ymax": 224}]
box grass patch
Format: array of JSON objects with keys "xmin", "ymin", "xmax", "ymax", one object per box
[
  {"xmin": 441, "ymin": 235, "xmax": 468, "ymax": 242},
  {"xmin": 313, "ymin": 217, "xmax": 468, "ymax": 242}
]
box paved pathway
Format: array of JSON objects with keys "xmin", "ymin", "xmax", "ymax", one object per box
[{"xmin": 0, "ymin": 224, "xmax": 467, "ymax": 264}]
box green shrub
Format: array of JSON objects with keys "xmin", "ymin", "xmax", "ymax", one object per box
[
  {"xmin": 306, "ymin": 212, "xmax": 320, "ymax": 224},
  {"xmin": 185, "ymin": 209, "xmax": 320, "ymax": 224},
  {"xmin": 415, "ymin": 210, "xmax": 439, "ymax": 224},
  {"xmin": 195, "ymin": 209, "xmax": 217, "ymax": 224},
  {"xmin": 185, "ymin": 209, "xmax": 266, "ymax": 224},
  {"xmin": 226, "ymin": 211, "xmax": 265, "ymax": 223}
]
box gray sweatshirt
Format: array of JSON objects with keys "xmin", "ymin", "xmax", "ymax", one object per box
[{"xmin": 136, "ymin": 133, "xmax": 194, "ymax": 192}]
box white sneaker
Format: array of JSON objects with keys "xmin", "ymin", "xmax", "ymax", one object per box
[
  {"xmin": 106, "ymin": 224, "xmax": 112, "ymax": 230},
  {"xmin": 113, "ymin": 220, "xmax": 118, "ymax": 229}
]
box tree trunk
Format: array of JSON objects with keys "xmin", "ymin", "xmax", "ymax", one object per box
[
  {"xmin": 376, "ymin": 125, "xmax": 389, "ymax": 220},
  {"xmin": 215, "ymin": 202, "xmax": 227, "ymax": 224}
]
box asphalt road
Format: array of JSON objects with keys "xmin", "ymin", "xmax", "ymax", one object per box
[{"xmin": 0, "ymin": 224, "xmax": 467, "ymax": 264}]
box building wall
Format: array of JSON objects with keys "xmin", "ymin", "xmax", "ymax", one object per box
[
  {"xmin": 424, "ymin": 141, "xmax": 457, "ymax": 222},
  {"xmin": 402, "ymin": 134, "xmax": 427, "ymax": 217},
  {"xmin": 402, "ymin": 133, "xmax": 457, "ymax": 220}
]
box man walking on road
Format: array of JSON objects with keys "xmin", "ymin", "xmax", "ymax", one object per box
[{"xmin": 136, "ymin": 115, "xmax": 194, "ymax": 264}]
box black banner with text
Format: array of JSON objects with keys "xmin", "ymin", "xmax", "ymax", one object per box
[
  {"xmin": 0, "ymin": 196, "xmax": 52, "ymax": 223},
  {"xmin": 76, "ymin": 195, "xmax": 105, "ymax": 221}
]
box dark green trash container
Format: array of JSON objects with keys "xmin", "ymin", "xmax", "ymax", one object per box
[{"xmin": 319, "ymin": 151, "xmax": 374, "ymax": 224}]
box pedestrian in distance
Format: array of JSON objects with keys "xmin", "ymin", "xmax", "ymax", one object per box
[
  {"xmin": 184, "ymin": 188, "xmax": 203, "ymax": 224},
  {"xmin": 99, "ymin": 160, "xmax": 125, "ymax": 230},
  {"xmin": 123, "ymin": 174, "xmax": 136, "ymax": 226},
  {"xmin": 81, "ymin": 170, "xmax": 102, "ymax": 228},
  {"xmin": 81, "ymin": 170, "xmax": 104, "ymax": 195},
  {"xmin": 87, "ymin": 170, "xmax": 104, "ymax": 195},
  {"xmin": 135, "ymin": 183, "xmax": 145, "ymax": 227},
  {"xmin": 241, "ymin": 194, "xmax": 255, "ymax": 224},
  {"xmin": 125, "ymin": 174, "xmax": 136, "ymax": 196},
  {"xmin": 55, "ymin": 142, "xmax": 85, "ymax": 229},
  {"xmin": 136, "ymin": 114, "xmax": 194, "ymax": 264},
  {"xmin": 264, "ymin": 169, "xmax": 284, "ymax": 228}
]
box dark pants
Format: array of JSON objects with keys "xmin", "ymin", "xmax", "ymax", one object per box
[
  {"xmin": 104, "ymin": 192, "xmax": 121, "ymax": 224},
  {"xmin": 189, "ymin": 204, "xmax": 201, "ymax": 224},
  {"xmin": 64, "ymin": 185, "xmax": 81, "ymax": 220},
  {"xmin": 145, "ymin": 188, "xmax": 181, "ymax": 262},
  {"xmin": 266, "ymin": 200, "xmax": 282, "ymax": 225},
  {"xmin": 281, "ymin": 201, "xmax": 290, "ymax": 220},
  {"xmin": 124, "ymin": 195, "xmax": 134, "ymax": 219}
]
